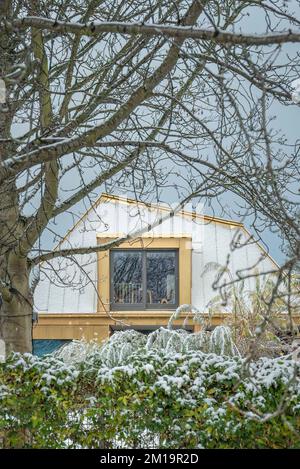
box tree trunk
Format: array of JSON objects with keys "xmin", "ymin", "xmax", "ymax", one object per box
[
  {"xmin": 0, "ymin": 2, "xmax": 32, "ymax": 353},
  {"xmin": 0, "ymin": 180, "xmax": 33, "ymax": 354},
  {"xmin": 0, "ymin": 172, "xmax": 32, "ymax": 354},
  {"xmin": 0, "ymin": 253, "xmax": 32, "ymax": 354}
]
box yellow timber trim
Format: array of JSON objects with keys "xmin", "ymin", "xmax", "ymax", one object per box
[
  {"xmin": 97, "ymin": 236, "xmax": 192, "ymax": 313},
  {"xmin": 33, "ymin": 311, "xmax": 300, "ymax": 341},
  {"xmin": 33, "ymin": 311, "xmax": 196, "ymax": 342},
  {"xmin": 33, "ymin": 311, "xmax": 226, "ymax": 341}
]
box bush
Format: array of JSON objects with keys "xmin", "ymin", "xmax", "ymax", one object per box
[
  {"xmin": 1, "ymin": 332, "xmax": 300, "ymax": 448},
  {"xmin": 206, "ymin": 275, "xmax": 300, "ymax": 358}
]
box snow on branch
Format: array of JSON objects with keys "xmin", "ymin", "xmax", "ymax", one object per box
[{"xmin": 11, "ymin": 17, "xmax": 300, "ymax": 46}]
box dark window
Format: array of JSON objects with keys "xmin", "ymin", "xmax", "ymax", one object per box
[
  {"xmin": 110, "ymin": 249, "xmax": 178, "ymax": 310},
  {"xmin": 110, "ymin": 325, "xmax": 193, "ymax": 335}
]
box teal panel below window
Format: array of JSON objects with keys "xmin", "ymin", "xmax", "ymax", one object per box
[{"xmin": 32, "ymin": 339, "xmax": 70, "ymax": 356}]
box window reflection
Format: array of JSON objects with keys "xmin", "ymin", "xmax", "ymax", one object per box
[
  {"xmin": 112, "ymin": 251, "xmax": 143, "ymax": 304},
  {"xmin": 111, "ymin": 249, "xmax": 177, "ymax": 308},
  {"xmin": 146, "ymin": 251, "xmax": 176, "ymax": 304}
]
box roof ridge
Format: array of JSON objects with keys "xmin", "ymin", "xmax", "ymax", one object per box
[
  {"xmin": 48, "ymin": 192, "xmax": 279, "ymax": 270},
  {"xmin": 99, "ymin": 192, "xmax": 243, "ymax": 227}
]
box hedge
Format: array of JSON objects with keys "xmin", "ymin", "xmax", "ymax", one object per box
[{"xmin": 0, "ymin": 339, "xmax": 300, "ymax": 448}]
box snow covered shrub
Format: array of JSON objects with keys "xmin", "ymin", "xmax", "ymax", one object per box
[
  {"xmin": 52, "ymin": 338, "xmax": 100, "ymax": 365},
  {"xmin": 1, "ymin": 346, "xmax": 300, "ymax": 448},
  {"xmin": 209, "ymin": 326, "xmax": 240, "ymax": 356},
  {"xmin": 54, "ymin": 326, "xmax": 238, "ymax": 368},
  {"xmin": 208, "ymin": 275, "xmax": 299, "ymax": 358},
  {"xmin": 100, "ymin": 329, "xmax": 147, "ymax": 367},
  {"xmin": 168, "ymin": 304, "xmax": 207, "ymax": 329},
  {"xmin": 145, "ymin": 327, "xmax": 211, "ymax": 354}
]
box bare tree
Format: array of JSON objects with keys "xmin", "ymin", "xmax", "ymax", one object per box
[{"xmin": 0, "ymin": 0, "xmax": 300, "ymax": 353}]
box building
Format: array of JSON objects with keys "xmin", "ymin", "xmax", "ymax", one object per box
[{"xmin": 33, "ymin": 193, "xmax": 280, "ymax": 351}]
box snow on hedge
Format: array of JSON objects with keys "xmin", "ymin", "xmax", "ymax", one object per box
[{"xmin": 0, "ymin": 328, "xmax": 300, "ymax": 448}]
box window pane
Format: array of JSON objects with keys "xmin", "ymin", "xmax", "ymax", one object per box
[
  {"xmin": 112, "ymin": 251, "xmax": 143, "ymax": 304},
  {"xmin": 146, "ymin": 251, "xmax": 176, "ymax": 305}
]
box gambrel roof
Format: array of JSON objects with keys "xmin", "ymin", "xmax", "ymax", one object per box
[{"xmin": 55, "ymin": 192, "xmax": 278, "ymax": 269}]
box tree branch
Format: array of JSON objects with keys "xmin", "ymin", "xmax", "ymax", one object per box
[
  {"xmin": 11, "ymin": 17, "xmax": 300, "ymax": 45},
  {"xmin": 1, "ymin": 0, "xmax": 207, "ymax": 177},
  {"xmin": 18, "ymin": 17, "xmax": 59, "ymax": 254},
  {"xmin": 30, "ymin": 191, "xmax": 198, "ymax": 265}
]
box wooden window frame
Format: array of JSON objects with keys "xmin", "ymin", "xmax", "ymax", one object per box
[
  {"xmin": 97, "ymin": 236, "xmax": 191, "ymax": 313},
  {"xmin": 110, "ymin": 248, "xmax": 179, "ymax": 311}
]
